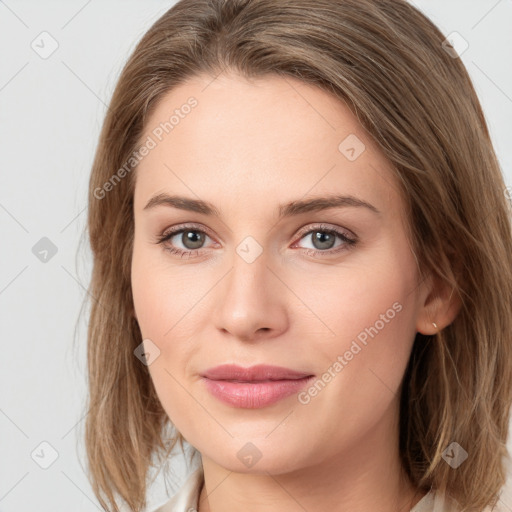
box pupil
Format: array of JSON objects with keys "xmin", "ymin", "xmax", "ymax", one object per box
[
  {"xmin": 183, "ymin": 230, "xmax": 204, "ymax": 249},
  {"xmin": 313, "ymin": 231, "xmax": 335, "ymax": 250}
]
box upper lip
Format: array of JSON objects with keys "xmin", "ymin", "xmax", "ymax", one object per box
[{"xmin": 201, "ymin": 364, "xmax": 313, "ymax": 381}]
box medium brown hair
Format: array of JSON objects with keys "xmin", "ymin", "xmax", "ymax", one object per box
[{"xmin": 82, "ymin": 0, "xmax": 512, "ymax": 510}]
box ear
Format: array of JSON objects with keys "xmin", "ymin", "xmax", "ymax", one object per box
[{"xmin": 415, "ymin": 272, "xmax": 462, "ymax": 335}]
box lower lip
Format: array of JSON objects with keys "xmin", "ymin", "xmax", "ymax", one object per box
[{"xmin": 202, "ymin": 376, "xmax": 314, "ymax": 408}]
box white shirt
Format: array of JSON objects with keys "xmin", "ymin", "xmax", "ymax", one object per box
[{"xmin": 151, "ymin": 466, "xmax": 502, "ymax": 512}]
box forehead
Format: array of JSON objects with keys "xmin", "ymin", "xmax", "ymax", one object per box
[{"xmin": 133, "ymin": 72, "xmax": 400, "ymax": 218}]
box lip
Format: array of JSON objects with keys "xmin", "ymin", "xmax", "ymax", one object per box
[
  {"xmin": 201, "ymin": 364, "xmax": 314, "ymax": 408},
  {"xmin": 201, "ymin": 364, "xmax": 312, "ymax": 381}
]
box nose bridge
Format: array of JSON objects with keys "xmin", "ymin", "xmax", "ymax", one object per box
[
  {"xmin": 227, "ymin": 237, "xmax": 270, "ymax": 299},
  {"xmin": 212, "ymin": 235, "xmax": 286, "ymax": 338}
]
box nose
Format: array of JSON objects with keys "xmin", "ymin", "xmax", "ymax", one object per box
[{"xmin": 212, "ymin": 248, "xmax": 289, "ymax": 342}]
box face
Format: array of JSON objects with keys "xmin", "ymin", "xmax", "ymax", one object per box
[{"xmin": 131, "ymin": 72, "xmax": 430, "ymax": 474}]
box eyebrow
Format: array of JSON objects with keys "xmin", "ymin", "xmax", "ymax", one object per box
[{"xmin": 143, "ymin": 193, "xmax": 381, "ymax": 218}]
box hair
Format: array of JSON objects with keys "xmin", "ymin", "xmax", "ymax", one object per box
[{"xmin": 81, "ymin": 0, "xmax": 512, "ymax": 511}]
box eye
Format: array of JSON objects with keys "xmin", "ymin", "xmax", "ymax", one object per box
[
  {"xmin": 154, "ymin": 222, "xmax": 358, "ymax": 259},
  {"xmin": 292, "ymin": 223, "xmax": 357, "ymax": 257},
  {"xmin": 155, "ymin": 223, "xmax": 215, "ymax": 258}
]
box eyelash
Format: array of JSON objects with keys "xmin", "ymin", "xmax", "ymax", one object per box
[{"xmin": 154, "ymin": 223, "xmax": 358, "ymax": 259}]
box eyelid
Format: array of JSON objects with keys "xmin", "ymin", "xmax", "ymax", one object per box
[
  {"xmin": 156, "ymin": 221, "xmax": 358, "ymax": 257},
  {"xmin": 294, "ymin": 222, "xmax": 356, "ymax": 241},
  {"xmin": 160, "ymin": 222, "xmax": 217, "ymax": 241},
  {"xmin": 158, "ymin": 222, "xmax": 355, "ymax": 244}
]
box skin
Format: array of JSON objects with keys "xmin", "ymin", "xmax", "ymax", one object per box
[{"xmin": 131, "ymin": 71, "xmax": 460, "ymax": 512}]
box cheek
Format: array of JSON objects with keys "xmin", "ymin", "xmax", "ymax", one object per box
[
  {"xmin": 131, "ymin": 250, "xmax": 198, "ymax": 430},
  {"xmin": 290, "ymin": 267, "xmax": 417, "ymax": 449},
  {"xmin": 297, "ymin": 246, "xmax": 418, "ymax": 394},
  {"xmin": 131, "ymin": 241, "xmax": 196, "ymax": 339},
  {"xmin": 295, "ymin": 251, "xmax": 415, "ymax": 351},
  {"xmin": 131, "ymin": 266, "xmax": 166, "ymax": 341}
]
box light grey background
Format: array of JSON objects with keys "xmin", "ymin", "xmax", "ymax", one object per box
[{"xmin": 1, "ymin": 1, "xmax": 511, "ymax": 511}]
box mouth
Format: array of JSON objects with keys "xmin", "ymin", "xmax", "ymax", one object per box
[
  {"xmin": 200, "ymin": 365, "xmax": 315, "ymax": 408},
  {"xmin": 201, "ymin": 363, "xmax": 313, "ymax": 382}
]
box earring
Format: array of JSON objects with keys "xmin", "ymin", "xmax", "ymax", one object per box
[{"xmin": 432, "ymin": 322, "xmax": 438, "ymax": 330}]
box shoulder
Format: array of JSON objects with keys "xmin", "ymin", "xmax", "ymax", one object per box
[{"xmin": 150, "ymin": 466, "xmax": 204, "ymax": 512}]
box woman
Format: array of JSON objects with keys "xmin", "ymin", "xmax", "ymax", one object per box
[{"xmin": 83, "ymin": 1, "xmax": 512, "ymax": 511}]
